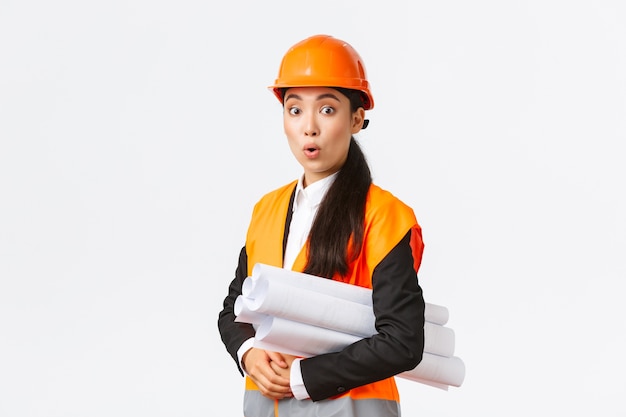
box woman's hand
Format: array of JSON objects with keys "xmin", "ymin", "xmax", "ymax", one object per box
[
  {"xmin": 269, "ymin": 353, "xmax": 297, "ymax": 379},
  {"xmin": 242, "ymin": 348, "xmax": 294, "ymax": 400}
]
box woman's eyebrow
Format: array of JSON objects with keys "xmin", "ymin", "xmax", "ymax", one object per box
[
  {"xmin": 284, "ymin": 93, "xmax": 341, "ymax": 102},
  {"xmin": 316, "ymin": 93, "xmax": 341, "ymax": 102},
  {"xmin": 284, "ymin": 93, "xmax": 302, "ymax": 102}
]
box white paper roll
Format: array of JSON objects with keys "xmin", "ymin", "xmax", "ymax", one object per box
[
  {"xmin": 250, "ymin": 263, "xmax": 450, "ymax": 325},
  {"xmin": 245, "ymin": 278, "xmax": 377, "ymax": 337},
  {"xmin": 235, "ymin": 263, "xmax": 465, "ymax": 389}
]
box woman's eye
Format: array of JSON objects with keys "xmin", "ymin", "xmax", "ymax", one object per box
[
  {"xmin": 288, "ymin": 107, "xmax": 300, "ymax": 115},
  {"xmin": 320, "ymin": 106, "xmax": 335, "ymax": 115}
]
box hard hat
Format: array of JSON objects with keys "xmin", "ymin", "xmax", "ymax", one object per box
[{"xmin": 269, "ymin": 34, "xmax": 374, "ymax": 110}]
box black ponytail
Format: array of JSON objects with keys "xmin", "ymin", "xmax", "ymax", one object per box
[{"xmin": 304, "ymin": 88, "xmax": 372, "ymax": 278}]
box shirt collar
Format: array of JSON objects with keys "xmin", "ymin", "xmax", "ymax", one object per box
[{"xmin": 293, "ymin": 172, "xmax": 339, "ymax": 211}]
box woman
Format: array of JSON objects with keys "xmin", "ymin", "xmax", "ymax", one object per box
[{"xmin": 218, "ymin": 34, "xmax": 426, "ymax": 417}]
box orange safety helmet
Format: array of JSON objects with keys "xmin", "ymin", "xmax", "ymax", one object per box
[{"xmin": 269, "ymin": 34, "xmax": 374, "ymax": 110}]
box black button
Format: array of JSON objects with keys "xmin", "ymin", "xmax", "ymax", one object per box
[{"xmin": 337, "ymin": 386, "xmax": 346, "ymax": 393}]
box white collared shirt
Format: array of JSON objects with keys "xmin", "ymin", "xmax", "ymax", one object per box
[{"xmin": 283, "ymin": 172, "xmax": 338, "ymax": 270}]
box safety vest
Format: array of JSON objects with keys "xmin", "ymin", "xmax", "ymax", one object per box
[{"xmin": 243, "ymin": 180, "xmax": 424, "ymax": 417}]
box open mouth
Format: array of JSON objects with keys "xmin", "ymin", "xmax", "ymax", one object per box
[{"xmin": 303, "ymin": 144, "xmax": 320, "ymax": 158}]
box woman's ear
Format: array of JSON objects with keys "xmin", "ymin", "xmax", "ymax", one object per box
[{"xmin": 351, "ymin": 108, "xmax": 366, "ymax": 133}]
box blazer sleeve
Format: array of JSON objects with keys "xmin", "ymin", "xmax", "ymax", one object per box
[
  {"xmin": 300, "ymin": 230, "xmax": 425, "ymax": 401},
  {"xmin": 217, "ymin": 246, "xmax": 255, "ymax": 376}
]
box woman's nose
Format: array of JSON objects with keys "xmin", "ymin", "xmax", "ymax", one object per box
[{"xmin": 304, "ymin": 115, "xmax": 319, "ymax": 136}]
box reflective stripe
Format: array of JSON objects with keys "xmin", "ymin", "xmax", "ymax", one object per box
[
  {"xmin": 243, "ymin": 390, "xmax": 276, "ymax": 417},
  {"xmin": 244, "ymin": 390, "xmax": 400, "ymax": 417}
]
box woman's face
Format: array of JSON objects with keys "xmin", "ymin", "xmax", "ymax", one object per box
[{"xmin": 283, "ymin": 87, "xmax": 365, "ymax": 187}]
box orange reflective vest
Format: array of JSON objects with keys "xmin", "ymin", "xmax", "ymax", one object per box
[{"xmin": 244, "ymin": 180, "xmax": 424, "ymax": 412}]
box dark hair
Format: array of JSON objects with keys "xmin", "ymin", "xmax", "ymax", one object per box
[{"xmin": 302, "ymin": 88, "xmax": 372, "ymax": 279}]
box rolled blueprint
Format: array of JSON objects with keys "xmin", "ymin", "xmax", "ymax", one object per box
[
  {"xmin": 401, "ymin": 353, "xmax": 466, "ymax": 388},
  {"xmin": 235, "ymin": 263, "xmax": 466, "ymax": 389},
  {"xmin": 247, "ymin": 263, "xmax": 450, "ymax": 325},
  {"xmin": 249, "ymin": 263, "xmax": 373, "ymax": 305},
  {"xmin": 233, "ymin": 296, "xmax": 267, "ymax": 326},
  {"xmin": 254, "ymin": 316, "xmax": 456, "ymax": 358},
  {"xmin": 253, "ymin": 316, "xmax": 465, "ymax": 388},
  {"xmin": 245, "ymin": 278, "xmax": 377, "ymax": 337}
]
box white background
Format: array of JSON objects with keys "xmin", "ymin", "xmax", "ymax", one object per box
[{"xmin": 1, "ymin": 1, "xmax": 625, "ymax": 416}]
